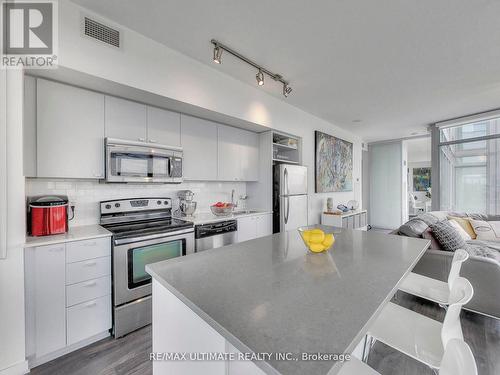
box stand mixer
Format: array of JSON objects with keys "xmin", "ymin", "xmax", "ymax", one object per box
[{"xmin": 177, "ymin": 190, "xmax": 197, "ymax": 217}]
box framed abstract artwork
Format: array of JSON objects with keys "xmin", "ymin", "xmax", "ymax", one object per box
[
  {"xmin": 412, "ymin": 167, "xmax": 431, "ymax": 191},
  {"xmin": 315, "ymin": 131, "xmax": 353, "ymax": 193}
]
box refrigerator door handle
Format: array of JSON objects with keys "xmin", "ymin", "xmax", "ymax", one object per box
[
  {"xmin": 284, "ymin": 167, "xmax": 289, "ymax": 196},
  {"xmin": 285, "ymin": 196, "xmax": 290, "ymax": 224}
]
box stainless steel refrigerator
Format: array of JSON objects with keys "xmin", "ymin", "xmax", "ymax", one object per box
[{"xmin": 273, "ymin": 164, "xmax": 308, "ymax": 233}]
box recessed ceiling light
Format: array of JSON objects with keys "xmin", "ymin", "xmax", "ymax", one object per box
[
  {"xmin": 411, "ymin": 132, "xmax": 418, "ymax": 135},
  {"xmin": 352, "ymin": 119, "xmax": 362, "ymax": 123}
]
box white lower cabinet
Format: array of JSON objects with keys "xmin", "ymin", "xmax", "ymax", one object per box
[
  {"xmin": 66, "ymin": 256, "xmax": 111, "ymax": 285},
  {"xmin": 153, "ymin": 280, "xmax": 266, "ymax": 375},
  {"xmin": 25, "ymin": 237, "xmax": 112, "ymax": 367},
  {"xmin": 226, "ymin": 342, "xmax": 266, "ymax": 375},
  {"xmin": 67, "ymin": 295, "xmax": 112, "ymax": 346},
  {"xmin": 237, "ymin": 214, "xmax": 273, "ymax": 242},
  {"xmin": 66, "ymin": 276, "xmax": 111, "ymax": 307},
  {"xmin": 33, "ymin": 244, "xmax": 66, "ymax": 357}
]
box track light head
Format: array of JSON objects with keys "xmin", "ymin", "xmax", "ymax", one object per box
[
  {"xmin": 283, "ymin": 84, "xmax": 292, "ymax": 97},
  {"xmin": 256, "ymin": 69, "xmax": 264, "ymax": 86},
  {"xmin": 213, "ymin": 45, "xmax": 223, "ymax": 64}
]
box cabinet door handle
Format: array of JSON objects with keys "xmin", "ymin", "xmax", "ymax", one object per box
[
  {"xmin": 138, "ymin": 138, "xmax": 145, "ymax": 142},
  {"xmin": 84, "ymin": 301, "xmax": 97, "ymax": 308},
  {"xmin": 82, "ymin": 241, "xmax": 97, "ymax": 247},
  {"xmin": 149, "ymin": 139, "xmax": 157, "ymax": 143},
  {"xmin": 84, "ymin": 261, "xmax": 97, "ymax": 267},
  {"xmin": 94, "ymin": 173, "xmax": 103, "ymax": 178},
  {"xmin": 83, "ymin": 281, "xmax": 97, "ymax": 287}
]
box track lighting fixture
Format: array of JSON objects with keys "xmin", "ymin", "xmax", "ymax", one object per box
[
  {"xmin": 211, "ymin": 39, "xmax": 293, "ymax": 97},
  {"xmin": 283, "ymin": 84, "xmax": 292, "ymax": 97},
  {"xmin": 213, "ymin": 44, "xmax": 223, "ymax": 64},
  {"xmin": 256, "ymin": 69, "xmax": 264, "ymax": 86}
]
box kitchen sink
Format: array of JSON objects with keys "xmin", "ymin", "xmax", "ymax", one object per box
[{"xmin": 232, "ymin": 210, "xmax": 260, "ymax": 215}]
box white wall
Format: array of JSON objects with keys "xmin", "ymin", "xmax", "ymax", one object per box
[
  {"xmin": 406, "ymin": 137, "xmax": 431, "ymax": 163},
  {"xmin": 0, "ymin": 70, "xmax": 28, "ymax": 374},
  {"xmin": 57, "ymin": 1, "xmax": 362, "ymax": 225},
  {"xmin": 26, "ymin": 179, "xmax": 246, "ymax": 226},
  {"xmin": 369, "ymin": 141, "xmax": 404, "ymax": 230}
]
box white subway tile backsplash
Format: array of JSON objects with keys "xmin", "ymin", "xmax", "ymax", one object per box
[{"xmin": 26, "ymin": 178, "xmax": 247, "ymax": 227}]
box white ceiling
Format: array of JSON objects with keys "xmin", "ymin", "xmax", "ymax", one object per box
[{"xmin": 71, "ymin": 0, "xmax": 500, "ymax": 141}]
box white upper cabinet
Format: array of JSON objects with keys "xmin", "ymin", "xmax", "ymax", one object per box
[
  {"xmin": 24, "ymin": 75, "xmax": 37, "ymax": 177},
  {"xmin": 218, "ymin": 125, "xmax": 259, "ymax": 181},
  {"xmin": 147, "ymin": 106, "xmax": 181, "ymax": 146},
  {"xmin": 37, "ymin": 79, "xmax": 105, "ymax": 179},
  {"xmin": 242, "ymin": 129, "xmax": 259, "ymax": 181},
  {"xmin": 180, "ymin": 114, "xmax": 218, "ymax": 180},
  {"xmin": 105, "ymin": 96, "xmax": 147, "ymax": 142}
]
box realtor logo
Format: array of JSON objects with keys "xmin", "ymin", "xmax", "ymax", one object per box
[{"xmin": 1, "ymin": 1, "xmax": 58, "ymax": 68}]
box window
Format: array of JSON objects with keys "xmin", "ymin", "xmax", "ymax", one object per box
[{"xmin": 437, "ymin": 115, "xmax": 500, "ymax": 214}]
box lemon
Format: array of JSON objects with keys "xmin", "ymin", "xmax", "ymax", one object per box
[
  {"xmin": 302, "ymin": 231, "xmax": 312, "ymax": 241},
  {"xmin": 322, "ymin": 234, "xmax": 335, "ymax": 248},
  {"xmin": 309, "ymin": 243, "xmax": 325, "ymax": 253},
  {"xmin": 310, "ymin": 229, "xmax": 324, "ymax": 235},
  {"xmin": 309, "ymin": 231, "xmax": 325, "ymax": 243}
]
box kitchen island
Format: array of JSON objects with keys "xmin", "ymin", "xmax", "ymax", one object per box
[{"xmin": 146, "ymin": 227, "xmax": 430, "ymax": 375}]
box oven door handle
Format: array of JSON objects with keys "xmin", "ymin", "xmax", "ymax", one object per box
[
  {"xmin": 113, "ymin": 228, "xmax": 194, "ymax": 246},
  {"xmin": 168, "ymin": 157, "xmax": 173, "ymax": 178}
]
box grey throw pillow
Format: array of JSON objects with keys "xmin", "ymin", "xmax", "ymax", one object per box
[
  {"xmin": 430, "ymin": 221, "xmax": 466, "ymax": 252},
  {"xmin": 399, "ymin": 219, "xmax": 429, "ymax": 237},
  {"xmin": 417, "ymin": 213, "xmax": 440, "ymax": 226}
]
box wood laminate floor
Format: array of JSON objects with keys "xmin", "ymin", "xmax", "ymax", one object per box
[{"xmin": 31, "ymin": 293, "xmax": 499, "ymax": 375}]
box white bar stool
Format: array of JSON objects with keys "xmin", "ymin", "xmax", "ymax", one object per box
[
  {"xmin": 366, "ymin": 276, "xmax": 473, "ymax": 369},
  {"xmin": 398, "ymin": 249, "xmax": 469, "ymax": 305},
  {"xmin": 338, "ymin": 338, "xmax": 477, "ymax": 375}
]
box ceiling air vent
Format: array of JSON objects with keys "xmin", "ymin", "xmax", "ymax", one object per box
[{"xmin": 83, "ymin": 17, "xmax": 120, "ymax": 48}]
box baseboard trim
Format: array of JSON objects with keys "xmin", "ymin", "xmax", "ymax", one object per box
[
  {"xmin": 0, "ymin": 360, "xmax": 29, "ymax": 375},
  {"xmin": 28, "ymin": 331, "xmax": 110, "ymax": 369}
]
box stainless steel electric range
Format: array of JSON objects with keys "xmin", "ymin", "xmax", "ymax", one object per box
[{"xmin": 100, "ymin": 198, "xmax": 194, "ymax": 337}]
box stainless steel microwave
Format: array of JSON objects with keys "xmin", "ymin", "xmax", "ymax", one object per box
[{"xmin": 105, "ymin": 138, "xmax": 183, "ymax": 183}]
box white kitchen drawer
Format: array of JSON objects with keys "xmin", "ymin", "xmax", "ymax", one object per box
[
  {"xmin": 66, "ymin": 276, "xmax": 111, "ymax": 307},
  {"xmin": 66, "ymin": 237, "xmax": 111, "ymax": 263},
  {"xmin": 66, "ymin": 256, "xmax": 111, "ymax": 285},
  {"xmin": 67, "ymin": 295, "xmax": 111, "ymax": 346}
]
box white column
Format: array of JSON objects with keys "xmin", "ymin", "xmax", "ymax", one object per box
[{"xmin": 0, "ymin": 68, "xmax": 28, "ymax": 375}]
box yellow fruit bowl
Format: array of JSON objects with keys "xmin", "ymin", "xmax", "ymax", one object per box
[{"xmin": 298, "ymin": 226, "xmax": 336, "ymax": 253}]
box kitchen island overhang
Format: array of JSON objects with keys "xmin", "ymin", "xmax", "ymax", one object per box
[{"xmin": 146, "ymin": 227, "xmax": 430, "ymax": 375}]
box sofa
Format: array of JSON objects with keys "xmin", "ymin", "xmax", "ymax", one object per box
[{"xmin": 392, "ymin": 211, "xmax": 500, "ymax": 319}]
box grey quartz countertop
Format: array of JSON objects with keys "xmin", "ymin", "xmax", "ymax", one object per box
[
  {"xmin": 175, "ymin": 210, "xmax": 272, "ymax": 225},
  {"xmin": 146, "ymin": 227, "xmax": 430, "ymax": 375},
  {"xmin": 25, "ymin": 224, "xmax": 112, "ymax": 248}
]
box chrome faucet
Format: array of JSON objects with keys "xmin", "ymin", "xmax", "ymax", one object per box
[{"xmin": 231, "ymin": 189, "xmax": 238, "ymax": 207}]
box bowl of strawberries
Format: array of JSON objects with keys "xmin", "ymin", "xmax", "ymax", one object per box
[{"xmin": 210, "ymin": 202, "xmax": 236, "ymax": 216}]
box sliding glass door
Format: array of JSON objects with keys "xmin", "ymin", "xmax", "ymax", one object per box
[{"xmin": 438, "ymin": 116, "xmax": 500, "ymax": 214}]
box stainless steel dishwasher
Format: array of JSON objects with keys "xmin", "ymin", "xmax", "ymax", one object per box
[{"xmin": 195, "ymin": 220, "xmax": 238, "ymax": 252}]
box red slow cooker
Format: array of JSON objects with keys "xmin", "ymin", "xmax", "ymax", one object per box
[{"xmin": 28, "ymin": 195, "xmax": 74, "ymax": 236}]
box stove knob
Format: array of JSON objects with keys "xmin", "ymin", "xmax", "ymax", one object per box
[
  {"xmin": 157, "ymin": 200, "xmax": 161, "ymax": 205},
  {"xmin": 164, "ymin": 200, "xmax": 169, "ymax": 205},
  {"xmin": 115, "ymin": 203, "xmax": 121, "ymax": 208},
  {"xmin": 105, "ymin": 204, "xmax": 111, "ymax": 209}
]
